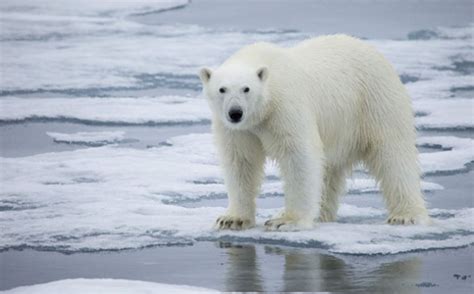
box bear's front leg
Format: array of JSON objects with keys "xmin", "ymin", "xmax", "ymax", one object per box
[
  {"xmin": 214, "ymin": 126, "xmax": 265, "ymax": 230},
  {"xmin": 265, "ymin": 142, "xmax": 324, "ymax": 231}
]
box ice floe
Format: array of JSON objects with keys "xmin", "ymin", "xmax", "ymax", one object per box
[
  {"xmin": 414, "ymin": 99, "xmax": 473, "ymax": 131},
  {"xmin": 0, "ymin": 97, "xmax": 210, "ymax": 125},
  {"xmin": 0, "ymin": 133, "xmax": 471, "ymax": 254},
  {"xmin": 0, "ymin": 0, "xmax": 472, "ymax": 257},
  {"xmin": 0, "ymin": 0, "xmax": 304, "ymax": 94},
  {"xmin": 212, "ymin": 206, "xmax": 474, "ymax": 255},
  {"xmin": 0, "ymin": 0, "xmax": 190, "ymax": 18},
  {"xmin": 417, "ymin": 136, "xmax": 474, "ymax": 175},
  {"xmin": 1, "ymin": 94, "xmax": 472, "ymax": 131},
  {"xmin": 407, "ymin": 24, "xmax": 473, "ymax": 40},
  {"xmin": 1, "ymin": 0, "xmax": 472, "ymax": 97},
  {"xmin": 1, "ymin": 278, "xmax": 217, "ymax": 294},
  {"xmin": 47, "ymin": 131, "xmax": 126, "ymax": 146}
]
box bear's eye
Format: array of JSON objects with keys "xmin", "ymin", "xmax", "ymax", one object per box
[
  {"xmin": 219, "ymin": 87, "xmax": 226, "ymax": 94},
  {"xmin": 243, "ymin": 87, "xmax": 250, "ymax": 93}
]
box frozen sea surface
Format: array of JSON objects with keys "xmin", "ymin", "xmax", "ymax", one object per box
[
  {"xmin": 0, "ymin": 0, "xmax": 472, "ymax": 98},
  {"xmin": 1, "ymin": 279, "xmax": 217, "ymax": 294},
  {"xmin": 46, "ymin": 131, "xmax": 127, "ymax": 146},
  {"xmin": 0, "ymin": 97, "xmax": 211, "ymax": 125},
  {"xmin": 1, "ymin": 133, "xmax": 472, "ymax": 255},
  {"xmin": 0, "ymin": 0, "xmax": 473, "ymax": 292},
  {"xmin": 0, "ymin": 0, "xmax": 472, "ymax": 256}
]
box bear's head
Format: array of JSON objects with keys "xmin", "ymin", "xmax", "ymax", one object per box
[{"xmin": 199, "ymin": 64, "xmax": 269, "ymax": 130}]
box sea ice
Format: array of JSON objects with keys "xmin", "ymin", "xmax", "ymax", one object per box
[
  {"xmin": 1, "ymin": 0, "xmax": 471, "ymax": 97},
  {"xmin": 417, "ymin": 136, "xmax": 474, "ymax": 174},
  {"xmin": 1, "ymin": 278, "xmax": 217, "ymax": 294},
  {"xmin": 0, "ymin": 97, "xmax": 211, "ymax": 125},
  {"xmin": 0, "ymin": 0, "xmax": 305, "ymax": 93},
  {"xmin": 1, "ymin": 94, "xmax": 472, "ymax": 131},
  {"xmin": 0, "ymin": 0, "xmax": 472, "ymax": 257},
  {"xmin": 414, "ymin": 99, "xmax": 473, "ymax": 130},
  {"xmin": 0, "ymin": 133, "xmax": 471, "ymax": 254},
  {"xmin": 0, "ymin": 0, "xmax": 190, "ymax": 18},
  {"xmin": 47, "ymin": 131, "xmax": 126, "ymax": 146}
]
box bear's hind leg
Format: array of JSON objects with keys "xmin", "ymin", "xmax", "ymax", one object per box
[
  {"xmin": 319, "ymin": 167, "xmax": 346, "ymax": 222},
  {"xmin": 365, "ymin": 142, "xmax": 431, "ymax": 225}
]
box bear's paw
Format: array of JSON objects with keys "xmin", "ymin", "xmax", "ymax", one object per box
[
  {"xmin": 387, "ymin": 213, "xmax": 432, "ymax": 225},
  {"xmin": 264, "ymin": 217, "xmax": 314, "ymax": 232},
  {"xmin": 215, "ymin": 215, "xmax": 254, "ymax": 230}
]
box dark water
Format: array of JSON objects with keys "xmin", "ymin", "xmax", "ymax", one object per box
[
  {"xmin": 1, "ymin": 243, "xmax": 473, "ymax": 293},
  {"xmin": 138, "ymin": 0, "xmax": 474, "ymax": 39},
  {"xmin": 0, "ymin": 122, "xmax": 210, "ymax": 157}
]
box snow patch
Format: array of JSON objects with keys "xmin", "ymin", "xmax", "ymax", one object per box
[
  {"xmin": 0, "ymin": 3, "xmax": 304, "ymax": 93},
  {"xmin": 0, "ymin": 97, "xmax": 211, "ymax": 125},
  {"xmin": 213, "ymin": 206, "xmax": 474, "ymax": 255},
  {"xmin": 1, "ymin": 0, "xmax": 471, "ymax": 99},
  {"xmin": 47, "ymin": 131, "xmax": 126, "ymax": 146},
  {"xmin": 0, "ymin": 133, "xmax": 471, "ymax": 254},
  {"xmin": 0, "ymin": 0, "xmax": 190, "ymax": 18},
  {"xmin": 407, "ymin": 24, "xmax": 474, "ymax": 40},
  {"xmin": 417, "ymin": 136, "xmax": 474, "ymax": 175},
  {"xmin": 1, "ymin": 94, "xmax": 472, "ymax": 131},
  {"xmin": 414, "ymin": 99, "xmax": 473, "ymax": 130},
  {"xmin": 1, "ymin": 278, "xmax": 217, "ymax": 294}
]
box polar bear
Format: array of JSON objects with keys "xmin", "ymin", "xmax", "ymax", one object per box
[{"xmin": 199, "ymin": 35, "xmax": 431, "ymax": 231}]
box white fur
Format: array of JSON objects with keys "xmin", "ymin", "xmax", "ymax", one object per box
[{"xmin": 200, "ymin": 35, "xmax": 431, "ymax": 231}]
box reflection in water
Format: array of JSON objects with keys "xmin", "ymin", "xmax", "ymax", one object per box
[
  {"xmin": 281, "ymin": 248, "xmax": 323, "ymax": 291},
  {"xmin": 367, "ymin": 258, "xmax": 421, "ymax": 294},
  {"xmin": 219, "ymin": 242, "xmax": 422, "ymax": 293},
  {"xmin": 219, "ymin": 242, "xmax": 264, "ymax": 292}
]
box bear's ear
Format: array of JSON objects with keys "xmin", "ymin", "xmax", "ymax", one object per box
[
  {"xmin": 257, "ymin": 66, "xmax": 268, "ymax": 82},
  {"xmin": 199, "ymin": 67, "xmax": 212, "ymax": 84}
]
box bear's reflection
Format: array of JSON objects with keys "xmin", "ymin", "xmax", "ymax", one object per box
[
  {"xmin": 218, "ymin": 242, "xmax": 421, "ymax": 293},
  {"xmin": 219, "ymin": 242, "xmax": 264, "ymax": 292}
]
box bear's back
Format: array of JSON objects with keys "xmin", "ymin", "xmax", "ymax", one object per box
[{"xmin": 222, "ymin": 41, "xmax": 286, "ymax": 69}]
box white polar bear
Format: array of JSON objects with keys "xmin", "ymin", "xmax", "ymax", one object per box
[{"xmin": 199, "ymin": 35, "xmax": 431, "ymax": 231}]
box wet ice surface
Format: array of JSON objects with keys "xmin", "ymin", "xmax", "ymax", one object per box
[
  {"xmin": 0, "ymin": 122, "xmax": 211, "ymax": 158},
  {"xmin": 0, "ymin": 94, "xmax": 472, "ymax": 131},
  {"xmin": 1, "ymin": 243, "xmax": 473, "ymax": 293},
  {"xmin": 0, "ymin": 278, "xmax": 217, "ymax": 294},
  {"xmin": 0, "ymin": 0, "xmax": 473, "ymax": 292},
  {"xmin": 1, "ymin": 0, "xmax": 472, "ymax": 98},
  {"xmin": 0, "ymin": 97, "xmax": 211, "ymax": 125},
  {"xmin": 0, "ymin": 133, "xmax": 471, "ymax": 255},
  {"xmin": 46, "ymin": 131, "xmax": 128, "ymax": 146}
]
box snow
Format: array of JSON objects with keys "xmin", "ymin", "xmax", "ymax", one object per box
[
  {"xmin": 418, "ymin": 136, "xmax": 474, "ymax": 174},
  {"xmin": 0, "ymin": 0, "xmax": 190, "ymax": 18},
  {"xmin": 222, "ymin": 207, "xmax": 474, "ymax": 255},
  {"xmin": 0, "ymin": 94, "xmax": 472, "ymax": 131},
  {"xmin": 1, "ymin": 1, "xmax": 472, "ymax": 131},
  {"xmin": 0, "ymin": 133, "xmax": 471, "ymax": 255},
  {"xmin": 0, "ymin": 0, "xmax": 303, "ymax": 93},
  {"xmin": 0, "ymin": 0, "xmax": 472, "ymax": 257},
  {"xmin": 1, "ymin": 21, "xmax": 472, "ymax": 128},
  {"xmin": 0, "ymin": 97, "xmax": 211, "ymax": 125},
  {"xmin": 414, "ymin": 99, "xmax": 473, "ymax": 130},
  {"xmin": 1, "ymin": 279, "xmax": 217, "ymax": 294},
  {"xmin": 1, "ymin": 0, "xmax": 471, "ymax": 97},
  {"xmin": 407, "ymin": 24, "xmax": 474, "ymax": 40},
  {"xmin": 47, "ymin": 131, "xmax": 126, "ymax": 146}
]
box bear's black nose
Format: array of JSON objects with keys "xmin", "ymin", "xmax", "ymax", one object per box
[{"xmin": 228, "ymin": 108, "xmax": 243, "ymax": 123}]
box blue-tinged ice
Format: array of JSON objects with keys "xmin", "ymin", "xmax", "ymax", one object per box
[
  {"xmin": 0, "ymin": 278, "xmax": 218, "ymax": 294},
  {"xmin": 0, "ymin": 133, "xmax": 472, "ymax": 255}
]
